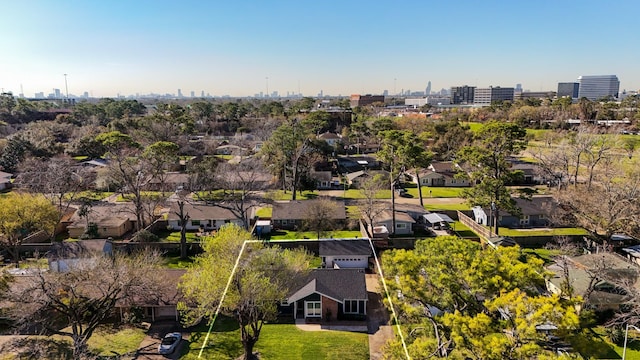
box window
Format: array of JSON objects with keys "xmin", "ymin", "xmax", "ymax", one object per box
[
  {"xmin": 191, "ymin": 220, "xmax": 200, "ymax": 226},
  {"xmin": 520, "ymin": 215, "xmax": 530, "ymax": 225},
  {"xmin": 344, "ymin": 300, "xmax": 361, "ymax": 314},
  {"xmin": 396, "ymin": 223, "xmax": 407, "ymax": 229},
  {"xmin": 305, "ymin": 301, "xmax": 321, "ymax": 317}
]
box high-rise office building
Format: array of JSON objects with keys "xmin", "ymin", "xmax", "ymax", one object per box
[
  {"xmin": 177, "ymin": 89, "xmax": 183, "ymax": 98},
  {"xmin": 577, "ymin": 75, "xmax": 620, "ymax": 100},
  {"xmin": 425, "ymin": 81, "xmax": 432, "ymax": 95},
  {"xmin": 473, "ymin": 86, "xmax": 514, "ymax": 105},
  {"xmin": 557, "ymin": 82, "xmax": 579, "ymax": 98},
  {"xmin": 450, "ymin": 86, "xmax": 476, "ymax": 104},
  {"xmin": 190, "ymin": 91, "xmax": 195, "ymax": 98}
]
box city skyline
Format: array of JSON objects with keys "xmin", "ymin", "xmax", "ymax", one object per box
[{"xmin": 1, "ymin": 0, "xmax": 639, "ymax": 98}]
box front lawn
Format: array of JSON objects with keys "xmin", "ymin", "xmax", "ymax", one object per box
[
  {"xmin": 266, "ymin": 190, "xmax": 319, "ymax": 200},
  {"xmin": 405, "ymin": 186, "xmax": 465, "ymax": 198},
  {"xmin": 115, "ymin": 191, "xmax": 165, "ymax": 202},
  {"xmin": 183, "ymin": 317, "xmax": 369, "ymax": 360},
  {"xmin": 341, "ymin": 189, "xmax": 391, "ymax": 200},
  {"xmin": 268, "ymin": 230, "xmax": 362, "ymax": 240},
  {"xmin": 424, "ymin": 203, "xmax": 469, "ymax": 211},
  {"xmin": 164, "ymin": 255, "xmax": 196, "ymax": 269},
  {"xmin": 87, "ymin": 325, "xmax": 147, "ymax": 357}
]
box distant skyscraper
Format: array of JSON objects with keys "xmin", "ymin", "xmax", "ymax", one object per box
[
  {"xmin": 577, "ymin": 75, "xmax": 620, "ymax": 100},
  {"xmin": 382, "ymin": 90, "xmax": 389, "ymax": 96},
  {"xmin": 515, "ymin": 83, "xmax": 523, "ymax": 92},
  {"xmin": 201, "ymin": 90, "xmax": 205, "ymax": 97},
  {"xmin": 190, "ymin": 91, "xmax": 195, "ymax": 98},
  {"xmin": 54, "ymin": 88, "xmax": 61, "ymax": 99},
  {"xmin": 425, "ymin": 81, "xmax": 432, "ymax": 95},
  {"xmin": 177, "ymin": 89, "xmax": 183, "ymax": 98},
  {"xmin": 557, "ymin": 82, "xmax": 579, "ymax": 98}
]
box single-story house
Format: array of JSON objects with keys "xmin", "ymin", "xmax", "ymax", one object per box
[
  {"xmin": 145, "ymin": 172, "xmax": 190, "ymax": 192},
  {"xmin": 471, "ymin": 196, "xmax": 555, "ymax": 228},
  {"xmin": 272, "ymin": 199, "xmax": 346, "ymax": 230},
  {"xmin": 66, "ymin": 203, "xmax": 138, "ymax": 239},
  {"xmin": 546, "ymin": 253, "xmax": 638, "ymax": 311},
  {"xmin": 0, "ymin": 171, "xmax": 13, "ymax": 191},
  {"xmin": 166, "ymin": 203, "xmax": 243, "ymax": 231},
  {"xmin": 319, "ymin": 239, "xmax": 372, "ymax": 269},
  {"xmin": 337, "ymin": 156, "xmax": 381, "ymax": 173},
  {"xmin": 373, "ymin": 210, "xmax": 416, "ymax": 235},
  {"xmin": 318, "ymin": 132, "xmax": 342, "ymax": 147},
  {"xmin": 47, "ymin": 239, "xmax": 112, "ymax": 272},
  {"xmin": 215, "ymin": 144, "xmax": 249, "ymax": 156},
  {"xmin": 509, "ymin": 162, "xmax": 544, "ymax": 185},
  {"xmin": 311, "ymin": 171, "xmax": 340, "ymax": 190},
  {"xmin": 346, "ymin": 170, "xmax": 389, "ymax": 189},
  {"xmin": 394, "ymin": 203, "xmax": 428, "ymax": 222},
  {"xmin": 407, "ymin": 162, "xmax": 469, "ymax": 187},
  {"xmin": 285, "ymin": 268, "xmax": 368, "ymax": 322}
]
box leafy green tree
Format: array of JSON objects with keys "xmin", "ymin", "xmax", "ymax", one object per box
[
  {"xmin": 301, "ymin": 110, "xmax": 331, "ymax": 135},
  {"xmin": 456, "ymin": 121, "xmax": 527, "ymax": 236},
  {"xmin": 260, "ymin": 119, "xmax": 320, "ymax": 199},
  {"xmin": 382, "ymin": 236, "xmax": 578, "ymax": 359},
  {"xmin": 179, "ymin": 224, "xmax": 312, "ymax": 360},
  {"xmin": 378, "ymin": 130, "xmax": 433, "ymax": 206},
  {"xmin": 0, "ymin": 135, "xmax": 31, "ymax": 172},
  {"xmin": 0, "ymin": 193, "xmax": 59, "ymax": 263},
  {"xmin": 428, "ymin": 121, "xmax": 473, "ymax": 161}
]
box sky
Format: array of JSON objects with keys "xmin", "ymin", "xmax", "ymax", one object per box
[{"xmin": 1, "ymin": 0, "xmax": 638, "ymax": 98}]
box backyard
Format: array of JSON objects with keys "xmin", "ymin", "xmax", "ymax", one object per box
[
  {"xmin": 267, "ymin": 230, "xmax": 362, "ymax": 240},
  {"xmin": 182, "ymin": 317, "xmax": 369, "ymax": 360}
]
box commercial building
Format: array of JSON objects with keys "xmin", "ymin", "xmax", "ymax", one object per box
[
  {"xmin": 577, "ymin": 75, "xmax": 620, "ymax": 100},
  {"xmin": 405, "ymin": 96, "xmax": 451, "ymax": 107},
  {"xmin": 350, "ymin": 94, "xmax": 385, "ymax": 108},
  {"xmin": 557, "ymin": 82, "xmax": 579, "ymax": 98},
  {"xmin": 450, "ymin": 86, "xmax": 475, "ymax": 104},
  {"xmin": 473, "ymin": 86, "xmax": 514, "ymax": 105}
]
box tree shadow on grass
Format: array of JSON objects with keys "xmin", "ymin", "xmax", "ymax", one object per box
[
  {"xmin": 0, "ymin": 337, "xmax": 73, "ymax": 360},
  {"xmin": 569, "ymin": 329, "xmax": 622, "ymax": 359}
]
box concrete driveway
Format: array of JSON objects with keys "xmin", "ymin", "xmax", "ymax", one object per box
[{"xmin": 133, "ymin": 321, "xmax": 189, "ymax": 360}]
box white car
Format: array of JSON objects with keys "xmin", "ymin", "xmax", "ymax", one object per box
[{"xmin": 158, "ymin": 332, "xmax": 182, "ymax": 355}]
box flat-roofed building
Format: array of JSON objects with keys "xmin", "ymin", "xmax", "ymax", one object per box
[
  {"xmin": 557, "ymin": 82, "xmax": 579, "ymax": 98},
  {"xmin": 350, "ymin": 94, "xmax": 384, "ymax": 108},
  {"xmin": 577, "ymin": 75, "xmax": 620, "ymax": 100},
  {"xmin": 473, "ymin": 86, "xmax": 514, "ymax": 105}
]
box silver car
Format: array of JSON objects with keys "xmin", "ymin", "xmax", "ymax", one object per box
[{"xmin": 158, "ymin": 332, "xmax": 182, "ymax": 355}]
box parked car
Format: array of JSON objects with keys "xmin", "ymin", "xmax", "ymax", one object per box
[{"xmin": 158, "ymin": 332, "xmax": 182, "ymax": 354}]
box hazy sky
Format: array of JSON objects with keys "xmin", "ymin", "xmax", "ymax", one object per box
[{"xmin": 1, "ymin": 0, "xmax": 638, "ymax": 98}]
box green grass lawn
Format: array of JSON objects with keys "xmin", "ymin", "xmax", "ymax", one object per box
[
  {"xmin": 266, "ymin": 190, "xmax": 319, "ymax": 201},
  {"xmin": 256, "ymin": 206, "xmax": 272, "ymax": 218},
  {"xmin": 345, "ymin": 205, "xmax": 360, "ymax": 219},
  {"xmin": 521, "ymin": 248, "xmax": 562, "ymax": 264},
  {"xmin": 71, "ymin": 190, "xmax": 114, "ymax": 201},
  {"xmin": 269, "ymin": 230, "xmax": 363, "ymax": 240},
  {"xmin": 424, "ymin": 202, "xmax": 469, "ymax": 211},
  {"xmin": 569, "ymin": 327, "xmax": 640, "ymax": 360},
  {"xmin": 164, "ymin": 255, "xmax": 196, "ymax": 269},
  {"xmin": 341, "ymin": 189, "xmax": 392, "ymax": 200},
  {"xmin": 183, "ymin": 317, "xmax": 369, "ymax": 360},
  {"xmin": 405, "ymin": 186, "xmax": 465, "ymax": 198},
  {"xmin": 495, "ymin": 226, "xmax": 590, "ymax": 237},
  {"xmin": 87, "ymin": 325, "xmax": 147, "ymax": 357},
  {"xmin": 116, "ymin": 191, "xmax": 165, "ymax": 202},
  {"xmin": 160, "ymin": 231, "xmax": 201, "ymax": 243},
  {"xmin": 452, "ymin": 221, "xmax": 477, "ymax": 238}
]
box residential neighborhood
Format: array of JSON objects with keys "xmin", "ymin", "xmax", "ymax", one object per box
[{"xmin": 2, "ymin": 3, "xmax": 640, "ymax": 359}]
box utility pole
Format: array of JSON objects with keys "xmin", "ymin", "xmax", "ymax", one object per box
[
  {"xmin": 390, "ymin": 145, "xmax": 396, "ymax": 235},
  {"xmin": 63, "ymin": 73, "xmax": 69, "ymax": 100}
]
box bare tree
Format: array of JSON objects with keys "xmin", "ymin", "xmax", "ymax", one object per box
[
  {"xmin": 303, "ymin": 198, "xmax": 341, "ymax": 239},
  {"xmin": 213, "ymin": 158, "xmax": 269, "ymax": 229},
  {"xmin": 357, "ymin": 174, "xmax": 388, "ymax": 237},
  {"xmin": 8, "ymin": 251, "xmax": 164, "ymax": 359},
  {"xmin": 16, "ymin": 155, "xmax": 95, "ymax": 239}
]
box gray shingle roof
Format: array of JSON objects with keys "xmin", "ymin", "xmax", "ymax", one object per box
[
  {"xmin": 289, "ymin": 269, "xmax": 368, "ymax": 303},
  {"xmin": 319, "ymin": 239, "xmax": 372, "ymax": 257}
]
